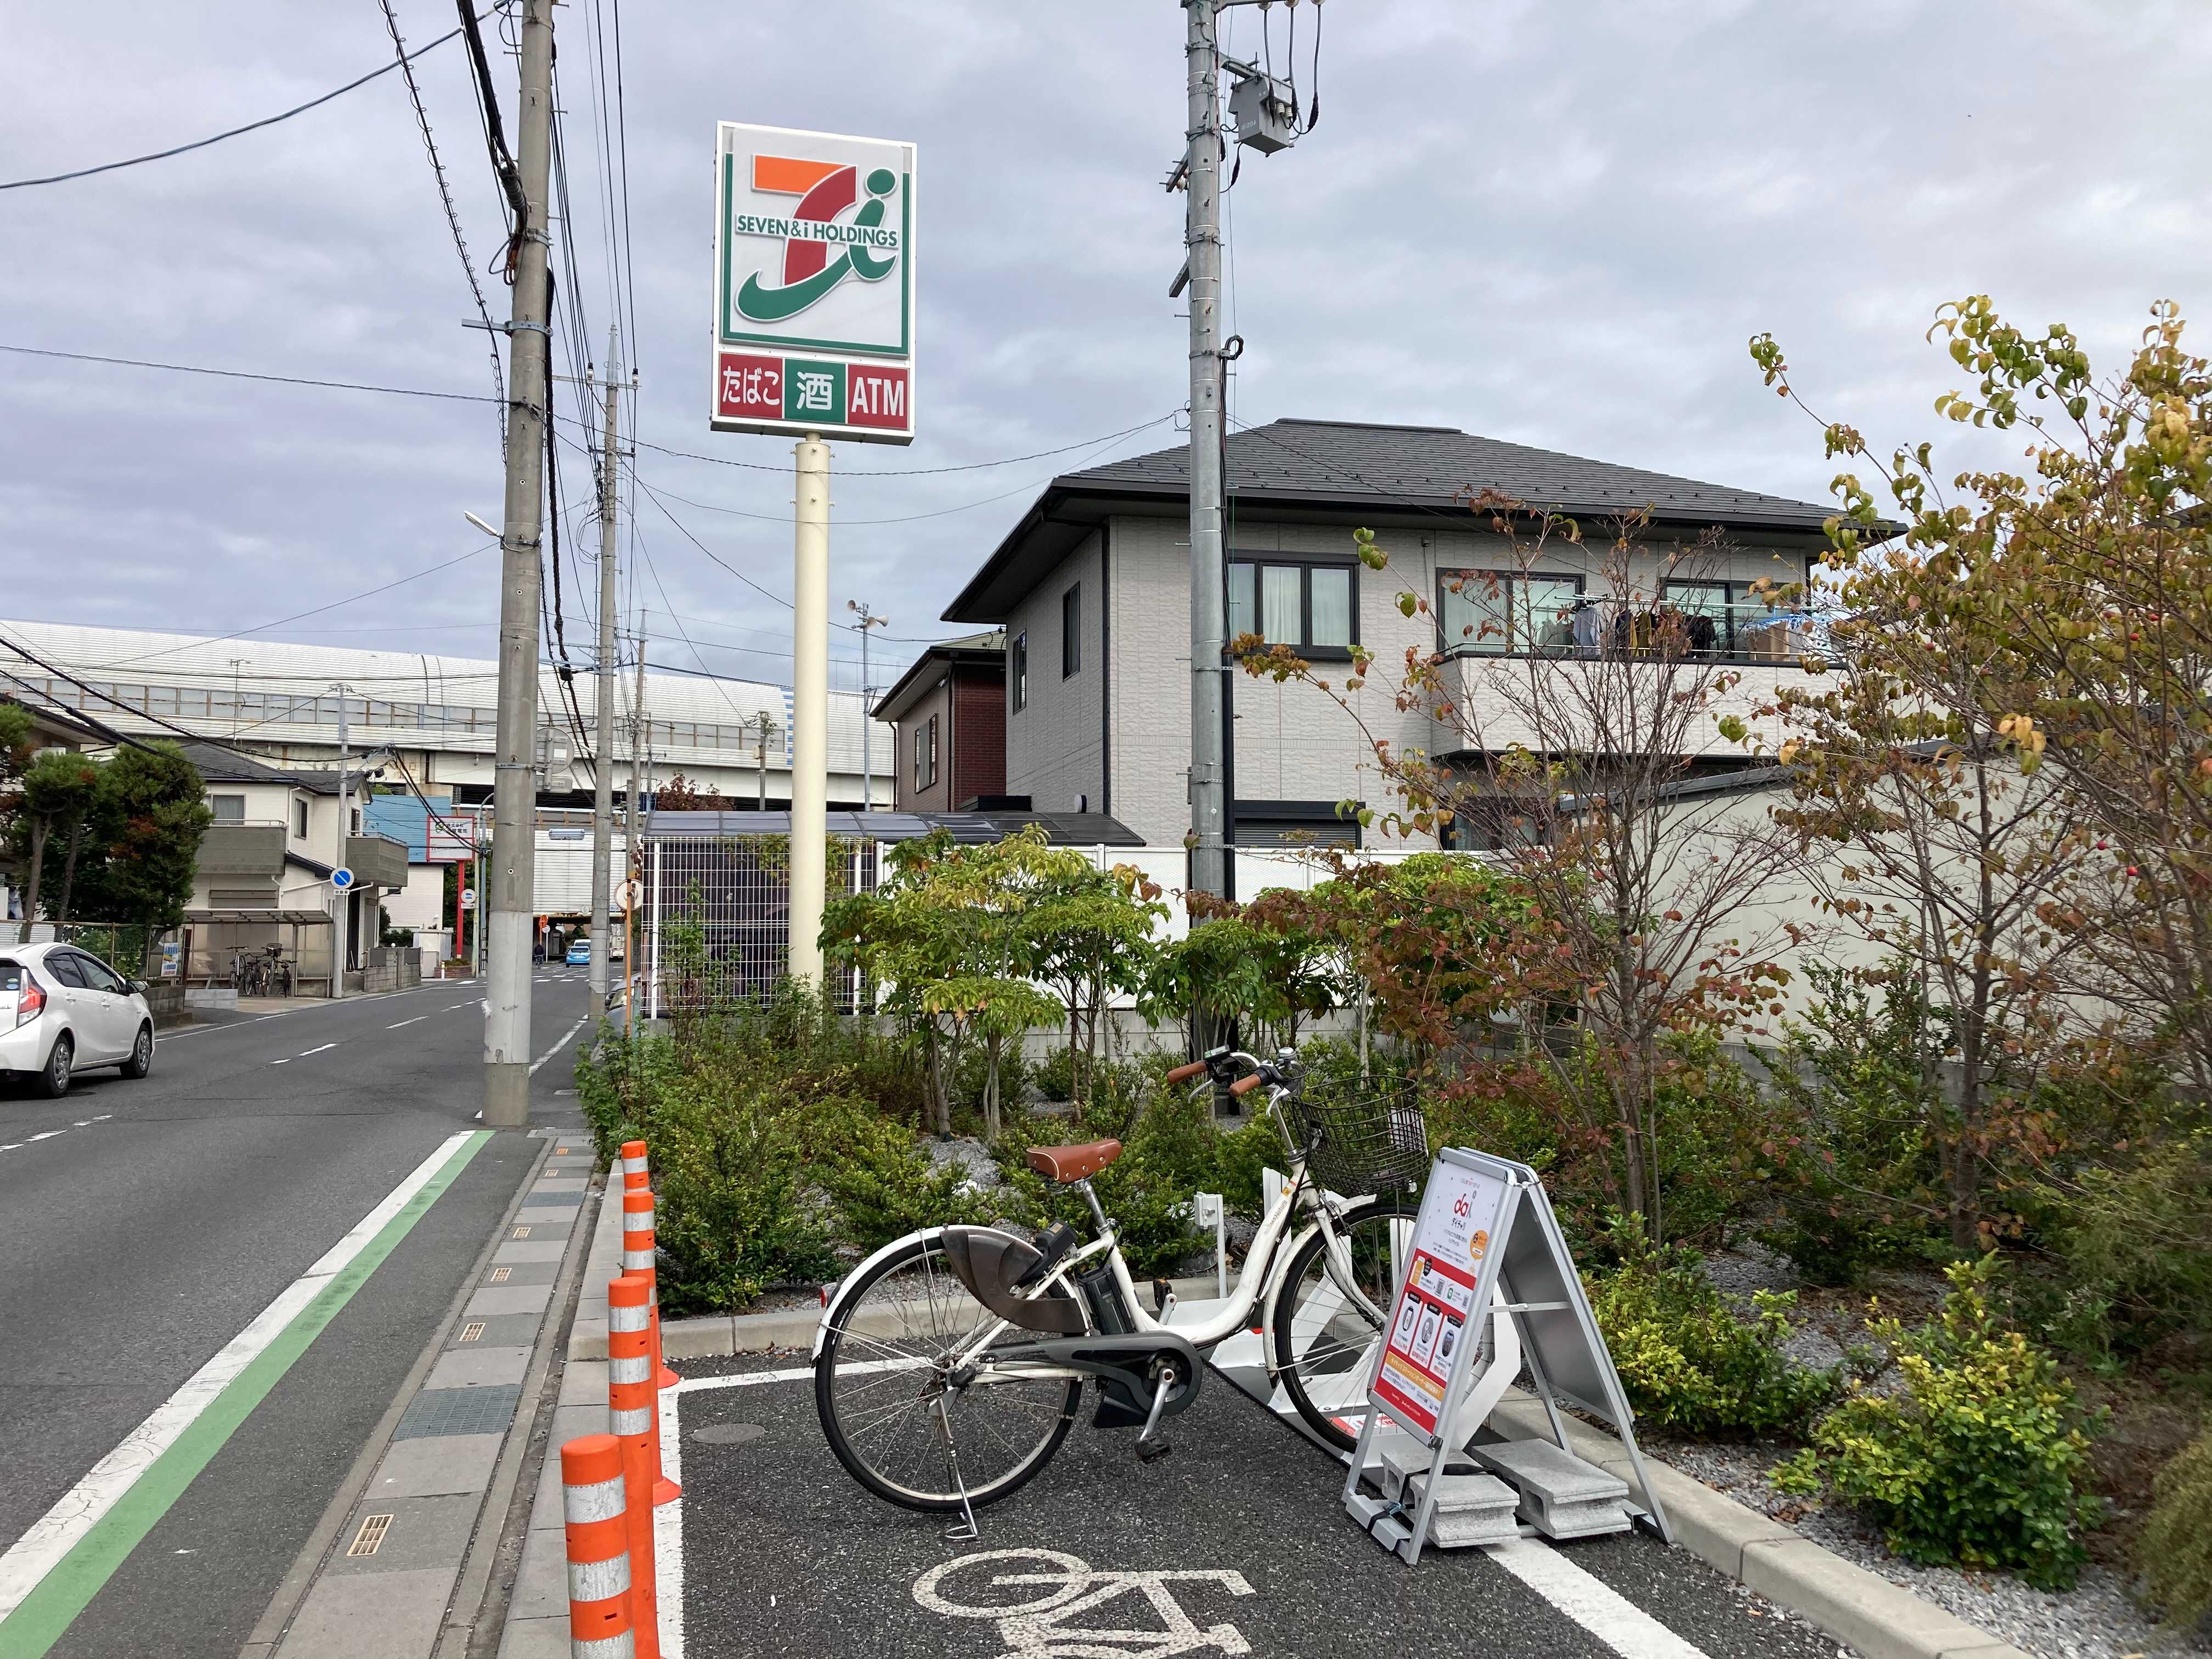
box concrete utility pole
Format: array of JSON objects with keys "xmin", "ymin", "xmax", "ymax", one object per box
[
  {"xmin": 332, "ymin": 685, "xmax": 352, "ymax": 998},
  {"xmin": 483, "ymin": 0, "xmax": 555, "ymax": 1128},
  {"xmin": 788, "ymin": 436, "xmax": 830, "ymax": 989},
  {"xmin": 587, "ymin": 325, "xmax": 624, "ymax": 1006},
  {"xmin": 1184, "ymin": 0, "xmax": 1230, "ymax": 902},
  {"xmin": 847, "ymin": 600, "xmax": 887, "ymax": 811}
]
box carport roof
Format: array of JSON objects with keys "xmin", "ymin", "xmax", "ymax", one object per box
[{"xmin": 644, "ymin": 808, "xmax": 1144, "ymax": 848}]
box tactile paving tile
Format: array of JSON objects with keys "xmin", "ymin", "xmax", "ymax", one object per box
[{"xmin": 391, "ymin": 1384, "xmax": 522, "ymax": 1441}]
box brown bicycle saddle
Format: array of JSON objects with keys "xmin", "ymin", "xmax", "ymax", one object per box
[{"xmin": 1024, "ymin": 1139, "xmax": 1123, "ymax": 1182}]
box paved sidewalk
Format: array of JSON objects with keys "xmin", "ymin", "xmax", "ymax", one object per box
[
  {"xmin": 496, "ymin": 1165, "xmax": 630, "ymax": 1657},
  {"xmin": 242, "ymin": 1133, "xmax": 602, "ymax": 1659}
]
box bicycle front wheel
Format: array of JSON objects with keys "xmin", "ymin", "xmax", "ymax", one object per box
[
  {"xmin": 815, "ymin": 1230, "xmax": 1081, "ymax": 1514},
  {"xmin": 1271, "ymin": 1195, "xmax": 1418, "ymax": 1452}
]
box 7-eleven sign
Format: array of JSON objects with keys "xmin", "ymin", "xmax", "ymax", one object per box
[{"xmin": 712, "ymin": 122, "xmax": 916, "ymax": 444}]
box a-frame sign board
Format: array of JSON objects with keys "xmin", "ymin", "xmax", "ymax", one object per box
[{"xmin": 1341, "ymin": 1148, "xmax": 1674, "ymax": 1563}]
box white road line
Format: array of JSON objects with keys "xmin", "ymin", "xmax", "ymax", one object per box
[
  {"xmin": 528, "ymin": 1017, "xmax": 589, "ymax": 1074},
  {"xmin": 659, "ymin": 1380, "xmax": 686, "ymax": 1659},
  {"xmin": 269, "ymin": 1058, "xmax": 289, "ymax": 1065},
  {"xmin": 0, "ymin": 1132, "xmax": 478, "ymax": 1624},
  {"xmin": 298, "ymin": 1043, "xmax": 337, "ymax": 1057},
  {"xmin": 675, "ymin": 1359, "xmax": 912, "ymax": 1395},
  {"xmin": 1483, "ymin": 1536, "xmax": 1710, "ymax": 1659},
  {"xmin": 387, "ymin": 1016, "xmax": 425, "ymax": 1029},
  {"xmin": 25, "ymin": 1130, "xmax": 66, "ymax": 1143}
]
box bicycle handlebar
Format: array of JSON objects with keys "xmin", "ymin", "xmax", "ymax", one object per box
[
  {"xmin": 1164, "ymin": 1060, "xmax": 1209, "ymax": 1084},
  {"xmin": 1228, "ymin": 1073, "xmax": 1264, "ymax": 1097}
]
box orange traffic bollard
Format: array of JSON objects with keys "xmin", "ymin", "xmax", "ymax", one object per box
[
  {"xmin": 561, "ymin": 1434, "xmax": 636, "ymax": 1659},
  {"xmin": 621, "ymin": 1184, "xmax": 680, "ymax": 1392},
  {"xmin": 619, "ymin": 1142, "xmax": 678, "ymax": 1389},
  {"xmin": 611, "ymin": 1272, "xmax": 679, "ymax": 1509}
]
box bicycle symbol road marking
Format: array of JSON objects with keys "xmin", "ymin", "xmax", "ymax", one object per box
[{"xmin": 914, "ymin": 1548, "xmax": 1256, "ymax": 1658}]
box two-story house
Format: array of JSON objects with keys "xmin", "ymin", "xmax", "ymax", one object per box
[
  {"xmin": 870, "ymin": 631, "xmax": 1008, "ymax": 813},
  {"xmin": 183, "ymin": 742, "xmax": 408, "ymax": 991},
  {"xmin": 933, "ymin": 417, "xmax": 1840, "ymax": 861}
]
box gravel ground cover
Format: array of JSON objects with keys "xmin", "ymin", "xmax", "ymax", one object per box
[{"xmin": 1675, "ymin": 1248, "xmax": 2210, "ymax": 1659}]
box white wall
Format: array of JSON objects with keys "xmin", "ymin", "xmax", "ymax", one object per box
[
  {"xmin": 383, "ymin": 864, "xmax": 449, "ymax": 932},
  {"xmin": 1002, "ymin": 532, "xmax": 1107, "ymax": 816}
]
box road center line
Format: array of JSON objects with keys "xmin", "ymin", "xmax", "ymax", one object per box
[
  {"xmin": 297, "ymin": 1043, "xmax": 337, "ymax": 1057},
  {"xmin": 0, "ymin": 1130, "xmax": 492, "ymax": 1657},
  {"xmin": 387, "ymin": 1016, "xmax": 425, "ymax": 1029},
  {"xmin": 528, "ymin": 1017, "xmax": 589, "ymax": 1075},
  {"xmin": 1483, "ymin": 1536, "xmax": 1709, "ymax": 1659}
]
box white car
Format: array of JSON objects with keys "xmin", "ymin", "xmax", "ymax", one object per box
[{"xmin": 0, "ymin": 942, "xmax": 156, "ymax": 1098}]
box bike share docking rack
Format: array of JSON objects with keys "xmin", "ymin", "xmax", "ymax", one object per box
[
  {"xmin": 1159, "ymin": 1154, "xmax": 1671, "ymax": 1564},
  {"xmin": 1336, "ymin": 1148, "xmax": 1672, "ymax": 1564}
]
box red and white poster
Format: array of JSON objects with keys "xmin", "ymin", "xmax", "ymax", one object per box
[{"xmin": 1370, "ymin": 1159, "xmax": 1512, "ymax": 1441}]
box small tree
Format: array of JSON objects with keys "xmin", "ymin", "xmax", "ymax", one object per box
[
  {"xmin": 1019, "ymin": 849, "xmax": 1166, "ymax": 1107},
  {"xmin": 70, "ymin": 743, "xmax": 212, "ymax": 965},
  {"xmin": 1751, "ymin": 296, "xmax": 2212, "ymax": 1098},
  {"xmin": 1240, "ymin": 518, "xmax": 1809, "ymax": 1241},
  {"xmin": 10, "ymin": 749, "xmax": 101, "ymax": 942}
]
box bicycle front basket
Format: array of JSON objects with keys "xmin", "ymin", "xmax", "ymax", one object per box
[{"xmin": 1282, "ymin": 1092, "xmax": 1430, "ymax": 1198}]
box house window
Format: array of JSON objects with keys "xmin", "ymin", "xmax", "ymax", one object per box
[
  {"xmin": 1062, "ymin": 583, "xmax": 1081, "ymax": 678},
  {"xmin": 1011, "ymin": 631, "xmax": 1028, "ymax": 713},
  {"xmin": 1660, "ymin": 579, "xmax": 1740, "ymax": 654},
  {"xmin": 1232, "ymin": 800, "xmax": 1362, "ymax": 849},
  {"xmin": 292, "ymin": 797, "xmax": 308, "ymax": 839},
  {"xmin": 915, "ymin": 714, "xmax": 938, "ymax": 789},
  {"xmin": 1437, "ymin": 570, "xmax": 1584, "ymax": 654},
  {"xmin": 208, "ymin": 794, "xmax": 246, "ymax": 824},
  {"xmin": 1227, "ymin": 557, "xmax": 1358, "ymax": 654}
]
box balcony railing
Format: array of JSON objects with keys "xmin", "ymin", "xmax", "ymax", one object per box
[{"xmin": 1442, "ymin": 600, "xmax": 1833, "ymax": 666}]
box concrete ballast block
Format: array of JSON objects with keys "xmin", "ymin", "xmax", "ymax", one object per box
[{"xmin": 1471, "ymin": 1437, "xmax": 1633, "ymax": 1539}]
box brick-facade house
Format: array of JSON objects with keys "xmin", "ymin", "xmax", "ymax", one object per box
[
  {"xmin": 937, "ymin": 417, "xmax": 1843, "ymax": 853},
  {"xmin": 870, "ymin": 631, "xmax": 1008, "ymax": 813}
]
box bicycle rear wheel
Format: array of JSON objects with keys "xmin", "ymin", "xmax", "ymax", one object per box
[
  {"xmin": 815, "ymin": 1230, "xmax": 1081, "ymax": 1514},
  {"xmin": 1271, "ymin": 1195, "xmax": 1418, "ymax": 1452}
]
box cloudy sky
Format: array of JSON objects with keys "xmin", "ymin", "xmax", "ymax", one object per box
[{"xmin": 3, "ymin": 0, "xmax": 2207, "ymax": 699}]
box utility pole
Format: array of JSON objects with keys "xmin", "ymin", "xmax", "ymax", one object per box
[
  {"xmin": 332, "ymin": 684, "xmax": 352, "ymax": 999},
  {"xmin": 788, "ymin": 437, "xmax": 831, "ymax": 989},
  {"xmin": 483, "ymin": 0, "xmax": 555, "ymax": 1129},
  {"xmin": 1184, "ymin": 0, "xmax": 1229, "ymax": 903},
  {"xmin": 847, "ymin": 600, "xmax": 887, "ymax": 811},
  {"xmin": 587, "ymin": 325, "xmax": 624, "ymax": 1006}
]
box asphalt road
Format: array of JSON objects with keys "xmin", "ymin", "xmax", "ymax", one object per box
[
  {"xmin": 0, "ymin": 969, "xmax": 595, "ymax": 1659},
  {"xmin": 672, "ymin": 1353, "xmax": 1853, "ymax": 1659}
]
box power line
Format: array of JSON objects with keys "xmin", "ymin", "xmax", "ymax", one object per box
[
  {"xmin": 0, "ymin": 18, "xmax": 479, "ymax": 191},
  {"xmin": 624, "ymin": 413, "xmax": 1179, "ymax": 478},
  {"xmin": 377, "ymin": 0, "xmax": 507, "ymax": 432},
  {"xmin": 0, "ymin": 342, "xmax": 500, "ymax": 403}
]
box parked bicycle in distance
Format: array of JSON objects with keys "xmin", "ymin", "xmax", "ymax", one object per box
[{"xmin": 812, "ymin": 1042, "xmax": 1426, "ymax": 1534}]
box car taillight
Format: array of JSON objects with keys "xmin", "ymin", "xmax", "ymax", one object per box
[{"xmin": 16, "ymin": 974, "xmax": 46, "ymax": 1028}]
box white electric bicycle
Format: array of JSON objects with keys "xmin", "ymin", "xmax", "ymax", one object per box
[{"xmin": 812, "ymin": 1046, "xmax": 1427, "ymax": 1527}]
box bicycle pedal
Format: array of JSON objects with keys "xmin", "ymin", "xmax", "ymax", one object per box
[{"xmin": 1136, "ymin": 1436, "xmax": 1172, "ymax": 1464}]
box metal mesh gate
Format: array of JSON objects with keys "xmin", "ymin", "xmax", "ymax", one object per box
[{"xmin": 644, "ymin": 831, "xmax": 876, "ymax": 1016}]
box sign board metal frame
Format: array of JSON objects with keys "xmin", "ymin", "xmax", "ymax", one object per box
[
  {"xmin": 1342, "ymin": 1147, "xmax": 1674, "ymax": 1562},
  {"xmin": 709, "ymin": 121, "xmax": 918, "ymax": 445}
]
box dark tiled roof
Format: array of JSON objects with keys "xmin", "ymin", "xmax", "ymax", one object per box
[
  {"xmin": 1072, "ymin": 419, "xmax": 1836, "ymax": 527},
  {"xmin": 945, "ymin": 417, "xmax": 1842, "ymax": 622},
  {"xmin": 179, "ymin": 741, "xmax": 340, "ymax": 793}
]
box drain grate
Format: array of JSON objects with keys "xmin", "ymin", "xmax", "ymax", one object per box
[
  {"xmin": 511, "ymin": 1227, "xmax": 530, "ymax": 1239},
  {"xmin": 488, "ymin": 1266, "xmax": 512, "ymax": 1283},
  {"xmin": 347, "ymin": 1514, "xmax": 393, "ymax": 1557},
  {"xmin": 458, "ymin": 1322, "xmax": 486, "ymax": 1343}
]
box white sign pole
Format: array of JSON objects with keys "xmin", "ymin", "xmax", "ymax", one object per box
[{"xmin": 788, "ymin": 433, "xmax": 831, "ymax": 989}]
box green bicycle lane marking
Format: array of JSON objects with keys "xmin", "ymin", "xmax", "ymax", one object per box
[{"xmin": 0, "ymin": 1128, "xmax": 493, "ymax": 1658}]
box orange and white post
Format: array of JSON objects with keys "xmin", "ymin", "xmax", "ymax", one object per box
[
  {"xmin": 619, "ymin": 1142, "xmax": 679, "ymax": 1391},
  {"xmin": 610, "ymin": 1270, "xmax": 679, "ymax": 1513},
  {"xmin": 561, "ymin": 1434, "xmax": 637, "ymax": 1659}
]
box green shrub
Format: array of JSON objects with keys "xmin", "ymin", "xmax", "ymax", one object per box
[
  {"xmin": 1773, "ymin": 1255, "xmax": 2104, "ymax": 1590},
  {"xmin": 2138, "ymin": 1421, "xmax": 2212, "ymax": 1632},
  {"xmin": 645, "ymin": 1080, "xmax": 838, "ymax": 1313},
  {"xmin": 1033, "ymin": 1045, "xmax": 1076, "ymax": 1103},
  {"xmin": 1588, "ymin": 1218, "xmax": 1840, "ymax": 1437},
  {"xmin": 808, "ymin": 1095, "xmax": 1028, "ymax": 1250}
]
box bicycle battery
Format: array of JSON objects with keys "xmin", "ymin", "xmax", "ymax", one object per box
[{"xmin": 939, "ymin": 1227, "xmax": 1085, "ymax": 1336}]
